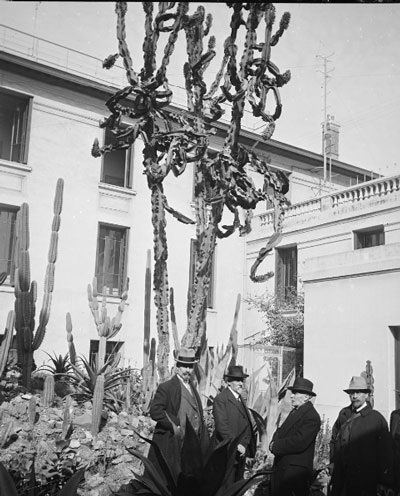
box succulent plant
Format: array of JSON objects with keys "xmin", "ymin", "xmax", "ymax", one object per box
[{"xmin": 116, "ymin": 420, "xmax": 267, "ymax": 496}]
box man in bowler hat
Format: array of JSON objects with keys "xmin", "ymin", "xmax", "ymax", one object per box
[
  {"xmin": 147, "ymin": 348, "xmax": 205, "ymax": 475},
  {"xmin": 329, "ymin": 376, "xmax": 393, "ymax": 496},
  {"xmin": 269, "ymin": 377, "xmax": 321, "ymax": 496},
  {"xmin": 213, "ymin": 364, "xmax": 257, "ymax": 486}
]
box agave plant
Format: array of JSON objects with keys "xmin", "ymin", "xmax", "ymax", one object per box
[
  {"xmin": 115, "ymin": 420, "xmax": 267, "ymax": 496},
  {"xmin": 0, "ymin": 460, "xmax": 85, "ymax": 496},
  {"xmin": 38, "ymin": 352, "xmax": 74, "ymax": 378},
  {"xmin": 67, "ymin": 355, "xmax": 131, "ymax": 413}
]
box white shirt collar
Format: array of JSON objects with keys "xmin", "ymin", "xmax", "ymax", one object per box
[
  {"xmin": 228, "ymin": 385, "xmax": 240, "ymax": 400},
  {"xmin": 356, "ymin": 402, "xmax": 368, "ymax": 413}
]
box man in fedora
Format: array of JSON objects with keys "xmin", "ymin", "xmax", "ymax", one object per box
[
  {"xmin": 147, "ymin": 347, "xmax": 205, "ymax": 474},
  {"xmin": 269, "ymin": 377, "xmax": 321, "ymax": 496},
  {"xmin": 390, "ymin": 392, "xmax": 400, "ymax": 494},
  {"xmin": 329, "ymin": 376, "xmax": 393, "ymax": 496},
  {"xmin": 213, "ymin": 364, "xmax": 257, "ymax": 486}
]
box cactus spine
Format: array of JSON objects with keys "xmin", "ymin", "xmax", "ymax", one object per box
[
  {"xmin": 14, "ymin": 178, "xmax": 64, "ymax": 390},
  {"xmin": 91, "ymin": 373, "xmax": 105, "ymax": 436},
  {"xmin": 0, "ymin": 311, "xmax": 15, "ymax": 378}
]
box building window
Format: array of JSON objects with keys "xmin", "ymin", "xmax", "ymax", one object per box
[
  {"xmin": 101, "ymin": 127, "xmax": 133, "ymax": 188},
  {"xmin": 89, "ymin": 339, "xmax": 124, "ymax": 368},
  {"xmin": 0, "ymin": 89, "xmax": 32, "ymax": 164},
  {"xmin": 354, "ymin": 226, "xmax": 385, "ymax": 249},
  {"xmin": 275, "ymin": 245, "xmax": 297, "ymax": 302},
  {"xmin": 0, "ymin": 205, "xmax": 18, "ymax": 285},
  {"xmin": 95, "ymin": 224, "xmax": 128, "ymax": 296},
  {"xmin": 189, "ymin": 239, "xmax": 216, "ymax": 309}
]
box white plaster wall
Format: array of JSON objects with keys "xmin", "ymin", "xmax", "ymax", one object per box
[{"xmin": 303, "ymin": 245, "xmax": 400, "ymax": 425}]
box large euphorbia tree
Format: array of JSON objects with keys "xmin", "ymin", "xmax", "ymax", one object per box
[{"xmin": 92, "ymin": 2, "xmax": 291, "ymax": 381}]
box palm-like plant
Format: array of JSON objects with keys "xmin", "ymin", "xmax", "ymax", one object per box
[{"xmin": 116, "ymin": 420, "xmax": 267, "ymax": 496}]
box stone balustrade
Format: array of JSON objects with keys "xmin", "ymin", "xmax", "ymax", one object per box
[{"xmin": 259, "ymin": 174, "xmax": 400, "ymax": 227}]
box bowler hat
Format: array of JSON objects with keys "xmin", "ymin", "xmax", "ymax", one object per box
[
  {"xmin": 343, "ymin": 376, "xmax": 371, "ymax": 394},
  {"xmin": 174, "ymin": 347, "xmax": 199, "ymax": 365},
  {"xmin": 288, "ymin": 377, "xmax": 316, "ymax": 397},
  {"xmin": 224, "ymin": 365, "xmax": 249, "ymax": 381}
]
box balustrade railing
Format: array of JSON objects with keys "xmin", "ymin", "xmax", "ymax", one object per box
[{"xmin": 259, "ymin": 174, "xmax": 400, "ymax": 227}]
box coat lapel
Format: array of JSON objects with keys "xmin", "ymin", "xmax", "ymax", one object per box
[{"xmin": 279, "ymin": 401, "xmax": 312, "ymax": 436}]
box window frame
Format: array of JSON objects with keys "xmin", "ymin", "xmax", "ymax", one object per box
[
  {"xmin": 354, "ymin": 225, "xmax": 385, "ymax": 250},
  {"xmin": 100, "ymin": 126, "xmax": 134, "ymax": 189},
  {"xmin": 275, "ymin": 245, "xmax": 298, "ymax": 303},
  {"xmin": 0, "ymin": 204, "xmax": 19, "ymax": 286},
  {"xmin": 95, "ymin": 222, "xmax": 129, "ymax": 297},
  {"xmin": 0, "ymin": 88, "xmax": 33, "ymax": 165}
]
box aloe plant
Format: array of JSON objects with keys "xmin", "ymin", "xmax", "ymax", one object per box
[{"xmin": 115, "ymin": 420, "xmax": 266, "ymax": 496}]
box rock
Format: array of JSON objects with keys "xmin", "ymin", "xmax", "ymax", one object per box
[
  {"xmin": 74, "ymin": 412, "xmax": 92, "ymax": 427},
  {"xmin": 69, "ymin": 439, "xmax": 81, "ymax": 449},
  {"xmin": 120, "ymin": 429, "xmax": 134, "ymax": 436}
]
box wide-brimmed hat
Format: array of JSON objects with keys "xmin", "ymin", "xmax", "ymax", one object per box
[
  {"xmin": 224, "ymin": 365, "xmax": 249, "ymax": 381},
  {"xmin": 174, "ymin": 347, "xmax": 199, "ymax": 365},
  {"xmin": 343, "ymin": 376, "xmax": 371, "ymax": 393},
  {"xmin": 288, "ymin": 377, "xmax": 316, "ymax": 397}
]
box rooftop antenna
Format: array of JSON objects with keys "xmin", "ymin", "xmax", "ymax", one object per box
[{"xmin": 316, "ymin": 52, "xmax": 334, "ymax": 186}]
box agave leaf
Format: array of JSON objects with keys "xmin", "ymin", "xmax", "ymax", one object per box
[
  {"xmin": 125, "ymin": 446, "xmax": 171, "ymax": 496},
  {"xmin": 218, "ymin": 471, "xmax": 268, "ymax": 496},
  {"xmin": 0, "ymin": 461, "xmax": 18, "ymax": 496},
  {"xmin": 249, "ymin": 408, "xmax": 267, "ymax": 442},
  {"xmin": 132, "ymin": 429, "xmax": 179, "ymax": 490},
  {"xmin": 58, "ymin": 467, "xmax": 85, "ymax": 495}
]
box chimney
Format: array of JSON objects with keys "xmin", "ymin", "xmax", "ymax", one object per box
[{"xmin": 322, "ymin": 115, "xmax": 340, "ymax": 159}]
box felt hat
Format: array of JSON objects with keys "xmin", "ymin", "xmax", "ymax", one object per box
[
  {"xmin": 174, "ymin": 347, "xmax": 199, "ymax": 365},
  {"xmin": 224, "ymin": 365, "xmax": 249, "ymax": 381},
  {"xmin": 288, "ymin": 377, "xmax": 316, "ymax": 397},
  {"xmin": 343, "ymin": 376, "xmax": 371, "ymax": 393}
]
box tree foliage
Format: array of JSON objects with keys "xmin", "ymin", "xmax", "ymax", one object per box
[{"xmin": 246, "ymin": 290, "xmax": 304, "ymax": 348}]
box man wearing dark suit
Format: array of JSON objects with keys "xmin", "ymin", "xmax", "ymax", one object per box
[
  {"xmin": 147, "ymin": 348, "xmax": 205, "ymax": 475},
  {"xmin": 269, "ymin": 377, "xmax": 321, "ymax": 496},
  {"xmin": 390, "ymin": 396, "xmax": 400, "ymax": 494},
  {"xmin": 329, "ymin": 376, "xmax": 393, "ymax": 496},
  {"xmin": 213, "ymin": 365, "xmax": 257, "ymax": 487}
]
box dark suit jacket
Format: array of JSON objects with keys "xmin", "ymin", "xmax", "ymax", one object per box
[
  {"xmin": 271, "ymin": 400, "xmax": 321, "ymax": 474},
  {"xmin": 147, "ymin": 375, "xmax": 204, "ymax": 471},
  {"xmin": 390, "ymin": 408, "xmax": 400, "ymax": 492},
  {"xmin": 330, "ymin": 403, "xmax": 393, "ymax": 495},
  {"xmin": 213, "ymin": 386, "xmax": 257, "ymax": 458}
]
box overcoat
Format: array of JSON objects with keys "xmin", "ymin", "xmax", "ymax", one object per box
[
  {"xmin": 213, "ymin": 386, "xmax": 257, "ymax": 485},
  {"xmin": 270, "ymin": 400, "xmax": 321, "ymax": 496},
  {"xmin": 213, "ymin": 386, "xmax": 257, "ymax": 457},
  {"xmin": 147, "ymin": 375, "xmax": 204, "ymax": 473},
  {"xmin": 390, "ymin": 408, "xmax": 400, "ymax": 493},
  {"xmin": 330, "ymin": 403, "xmax": 393, "ymax": 496}
]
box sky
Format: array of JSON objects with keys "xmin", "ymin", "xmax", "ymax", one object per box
[{"xmin": 2, "ymin": 1, "xmax": 400, "ymax": 177}]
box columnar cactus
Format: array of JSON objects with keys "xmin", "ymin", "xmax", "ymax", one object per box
[
  {"xmin": 92, "ymin": 373, "xmax": 105, "ymax": 436},
  {"xmin": 87, "ymin": 277, "xmax": 128, "ymax": 371},
  {"xmin": 65, "ymin": 312, "xmax": 77, "ymax": 366},
  {"xmin": 0, "ymin": 311, "xmax": 15, "ymax": 379},
  {"xmin": 42, "ymin": 374, "xmax": 55, "ymax": 407},
  {"xmin": 94, "ymin": 3, "xmax": 291, "ymax": 371},
  {"xmin": 14, "ymin": 178, "xmax": 64, "ymax": 390}
]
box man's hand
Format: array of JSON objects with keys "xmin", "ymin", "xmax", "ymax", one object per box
[{"xmin": 237, "ymin": 444, "xmax": 246, "ymax": 457}]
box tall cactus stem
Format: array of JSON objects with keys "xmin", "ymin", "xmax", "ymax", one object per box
[
  {"xmin": 42, "ymin": 375, "xmax": 55, "ymax": 407},
  {"xmin": 92, "ymin": 374, "xmax": 105, "ymax": 436}
]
